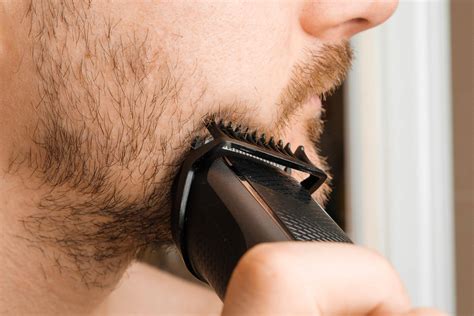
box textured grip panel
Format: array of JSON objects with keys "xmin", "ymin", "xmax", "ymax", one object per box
[
  {"xmin": 183, "ymin": 156, "xmax": 351, "ymax": 300},
  {"xmin": 228, "ymin": 157, "xmax": 351, "ymax": 243}
]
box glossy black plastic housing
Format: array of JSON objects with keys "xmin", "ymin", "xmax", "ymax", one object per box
[{"xmin": 171, "ymin": 121, "xmax": 351, "ymax": 299}]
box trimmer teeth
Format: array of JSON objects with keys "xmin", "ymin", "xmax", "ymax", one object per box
[
  {"xmin": 205, "ymin": 119, "xmax": 312, "ymax": 166},
  {"xmin": 182, "ymin": 119, "xmax": 327, "ymax": 195}
]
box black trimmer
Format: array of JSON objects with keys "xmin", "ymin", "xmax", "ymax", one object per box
[{"xmin": 171, "ymin": 120, "xmax": 351, "ymax": 299}]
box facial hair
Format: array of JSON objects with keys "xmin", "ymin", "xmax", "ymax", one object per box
[{"xmin": 8, "ymin": 0, "xmax": 352, "ymax": 287}]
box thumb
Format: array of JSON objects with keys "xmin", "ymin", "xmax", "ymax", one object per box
[
  {"xmin": 399, "ymin": 307, "xmax": 449, "ymax": 316},
  {"xmin": 222, "ymin": 242, "xmax": 412, "ymax": 316}
]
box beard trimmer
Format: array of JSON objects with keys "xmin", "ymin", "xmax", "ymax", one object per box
[{"xmin": 171, "ymin": 120, "xmax": 351, "ymax": 300}]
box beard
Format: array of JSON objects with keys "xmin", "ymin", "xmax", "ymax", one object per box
[{"xmin": 9, "ymin": 0, "xmax": 352, "ymax": 287}]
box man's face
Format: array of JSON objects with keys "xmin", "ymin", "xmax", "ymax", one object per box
[{"xmin": 0, "ymin": 0, "xmax": 397, "ymax": 290}]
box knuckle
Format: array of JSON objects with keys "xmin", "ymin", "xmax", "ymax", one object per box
[
  {"xmin": 355, "ymin": 245, "xmax": 398, "ymax": 274},
  {"xmin": 352, "ymin": 245, "xmax": 409, "ymax": 300},
  {"xmin": 366, "ymin": 248, "xmax": 401, "ymax": 279}
]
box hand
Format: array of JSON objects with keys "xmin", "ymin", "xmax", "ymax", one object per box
[{"xmin": 222, "ymin": 242, "xmax": 446, "ymax": 316}]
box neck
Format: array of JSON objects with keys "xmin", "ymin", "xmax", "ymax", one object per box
[{"xmin": 0, "ymin": 173, "xmax": 129, "ymax": 315}]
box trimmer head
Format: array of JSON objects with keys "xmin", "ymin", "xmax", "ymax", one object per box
[{"xmin": 193, "ymin": 120, "xmax": 327, "ymax": 191}]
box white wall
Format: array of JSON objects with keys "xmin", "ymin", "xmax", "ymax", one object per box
[{"xmin": 345, "ymin": 0, "xmax": 455, "ymax": 314}]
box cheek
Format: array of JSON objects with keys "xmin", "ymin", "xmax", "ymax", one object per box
[{"xmin": 150, "ymin": 2, "xmax": 298, "ymax": 123}]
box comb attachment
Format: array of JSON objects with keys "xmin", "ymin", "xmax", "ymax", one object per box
[
  {"xmin": 208, "ymin": 120, "xmax": 307, "ymax": 161},
  {"xmin": 202, "ymin": 120, "xmax": 327, "ymax": 193}
]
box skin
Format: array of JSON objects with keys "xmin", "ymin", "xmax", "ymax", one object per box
[{"xmin": 0, "ymin": 0, "xmax": 444, "ymax": 315}]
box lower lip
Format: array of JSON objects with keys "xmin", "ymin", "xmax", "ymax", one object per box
[
  {"xmin": 307, "ymin": 96, "xmax": 322, "ymax": 109},
  {"xmin": 301, "ymin": 96, "xmax": 322, "ymax": 116}
]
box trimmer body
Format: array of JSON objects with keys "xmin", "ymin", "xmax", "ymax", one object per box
[{"xmin": 172, "ymin": 121, "xmax": 351, "ymax": 299}]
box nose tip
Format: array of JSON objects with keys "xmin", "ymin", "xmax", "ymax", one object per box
[{"xmin": 300, "ymin": 0, "xmax": 399, "ymax": 40}]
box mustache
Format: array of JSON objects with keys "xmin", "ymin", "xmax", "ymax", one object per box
[{"xmin": 276, "ymin": 41, "xmax": 353, "ymax": 129}]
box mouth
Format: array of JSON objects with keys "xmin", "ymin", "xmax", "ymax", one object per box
[
  {"xmin": 288, "ymin": 94, "xmax": 324, "ymax": 127},
  {"xmin": 306, "ymin": 95, "xmax": 323, "ymax": 111}
]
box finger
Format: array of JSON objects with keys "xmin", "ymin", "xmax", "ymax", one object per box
[
  {"xmin": 400, "ymin": 307, "xmax": 448, "ymax": 316},
  {"xmin": 222, "ymin": 242, "xmax": 412, "ymax": 316}
]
